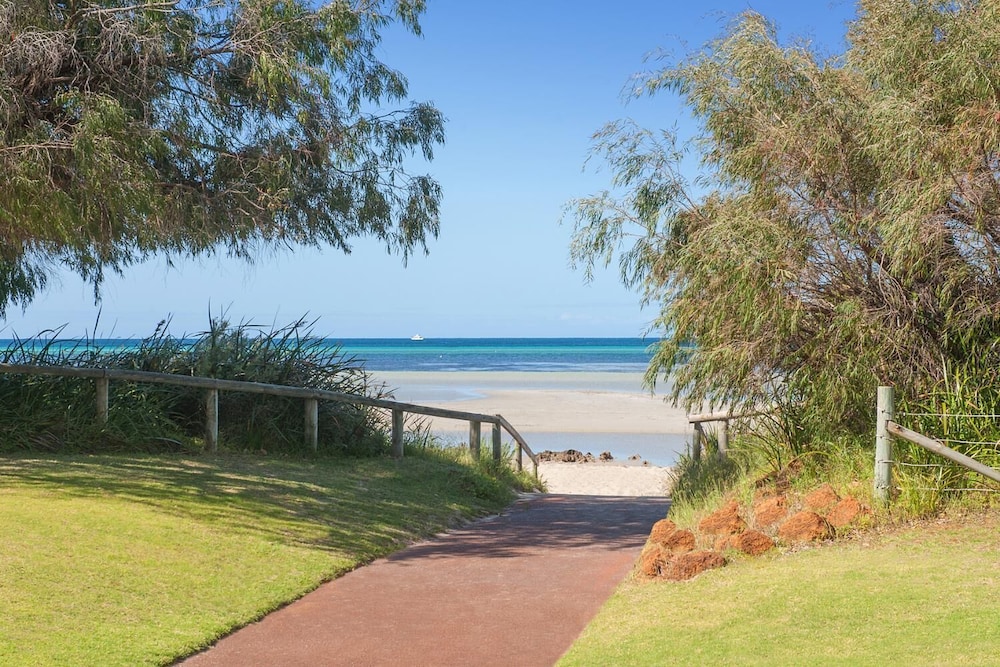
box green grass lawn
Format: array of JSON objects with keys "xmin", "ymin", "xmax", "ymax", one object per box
[
  {"xmin": 0, "ymin": 452, "xmax": 518, "ymax": 666},
  {"xmin": 559, "ymin": 513, "xmax": 1000, "ymax": 666}
]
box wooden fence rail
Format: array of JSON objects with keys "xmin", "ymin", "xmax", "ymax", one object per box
[
  {"xmin": 0, "ymin": 363, "xmax": 539, "ymax": 475},
  {"xmin": 886, "ymin": 421, "xmax": 1000, "ymax": 485}
]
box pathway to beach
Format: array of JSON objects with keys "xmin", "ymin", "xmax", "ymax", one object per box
[{"xmin": 181, "ymin": 462, "xmax": 672, "ymax": 667}]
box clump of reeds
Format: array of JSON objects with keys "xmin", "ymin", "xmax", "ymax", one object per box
[{"xmin": 0, "ymin": 317, "xmax": 391, "ymax": 456}]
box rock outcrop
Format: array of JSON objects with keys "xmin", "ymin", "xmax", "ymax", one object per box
[
  {"xmin": 733, "ymin": 529, "xmax": 776, "ymax": 556},
  {"xmin": 663, "ymin": 551, "xmax": 727, "ymax": 581},
  {"xmin": 698, "ymin": 500, "xmax": 746, "ymax": 536},
  {"xmin": 778, "ymin": 511, "xmax": 834, "ymax": 542}
]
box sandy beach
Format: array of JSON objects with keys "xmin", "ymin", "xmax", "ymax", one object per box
[
  {"xmin": 536, "ymin": 461, "xmax": 675, "ymax": 496},
  {"xmin": 376, "ymin": 370, "xmax": 689, "ymax": 428},
  {"xmin": 374, "ymin": 369, "xmax": 691, "ymax": 478}
]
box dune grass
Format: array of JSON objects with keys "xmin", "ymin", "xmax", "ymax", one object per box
[
  {"xmin": 559, "ymin": 511, "xmax": 1000, "ymax": 666},
  {"xmin": 0, "ymin": 450, "xmax": 526, "ymax": 666}
]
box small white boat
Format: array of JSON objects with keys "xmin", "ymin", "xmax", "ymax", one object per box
[{"xmin": 410, "ymin": 334, "xmax": 424, "ymax": 341}]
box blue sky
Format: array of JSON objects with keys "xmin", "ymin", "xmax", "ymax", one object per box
[{"xmin": 2, "ymin": 0, "xmax": 856, "ymax": 340}]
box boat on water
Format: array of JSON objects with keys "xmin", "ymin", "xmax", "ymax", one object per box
[{"xmin": 410, "ymin": 334, "xmax": 424, "ymax": 341}]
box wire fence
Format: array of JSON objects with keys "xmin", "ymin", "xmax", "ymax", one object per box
[{"xmin": 886, "ymin": 406, "xmax": 1000, "ymax": 495}]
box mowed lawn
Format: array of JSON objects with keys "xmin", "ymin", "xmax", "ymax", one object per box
[
  {"xmin": 0, "ymin": 454, "xmax": 515, "ymax": 666},
  {"xmin": 560, "ymin": 512, "xmax": 1000, "ymax": 666}
]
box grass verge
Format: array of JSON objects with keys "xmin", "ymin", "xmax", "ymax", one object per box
[
  {"xmin": 0, "ymin": 450, "xmax": 528, "ymax": 666},
  {"xmin": 559, "ymin": 510, "xmax": 1000, "ymax": 666}
]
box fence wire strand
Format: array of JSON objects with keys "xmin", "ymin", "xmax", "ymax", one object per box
[
  {"xmin": 884, "ymin": 398, "xmax": 1000, "ymax": 498},
  {"xmin": 899, "ymin": 411, "xmax": 1000, "ymax": 419},
  {"xmin": 891, "ymin": 460, "xmax": 945, "ymax": 469},
  {"xmin": 895, "ymin": 486, "xmax": 1000, "ymax": 493},
  {"xmin": 939, "ymin": 437, "xmax": 1000, "ymax": 447}
]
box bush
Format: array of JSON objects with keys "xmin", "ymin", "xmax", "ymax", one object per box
[{"xmin": 0, "ymin": 317, "xmax": 392, "ymax": 456}]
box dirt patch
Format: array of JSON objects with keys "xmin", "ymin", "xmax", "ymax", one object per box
[
  {"xmin": 804, "ymin": 483, "xmax": 840, "ymax": 511},
  {"xmin": 649, "ymin": 519, "xmax": 677, "ymax": 544},
  {"xmin": 714, "ymin": 534, "xmax": 736, "ymax": 551},
  {"xmin": 662, "ymin": 529, "xmax": 696, "ymax": 554},
  {"xmin": 827, "ymin": 497, "xmax": 870, "ymax": 529},
  {"xmin": 638, "ymin": 543, "xmax": 668, "ymax": 578},
  {"xmin": 734, "ymin": 529, "xmax": 775, "ymax": 556}
]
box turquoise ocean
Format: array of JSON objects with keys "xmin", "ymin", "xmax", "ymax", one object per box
[{"xmin": 337, "ymin": 337, "xmax": 653, "ymax": 372}]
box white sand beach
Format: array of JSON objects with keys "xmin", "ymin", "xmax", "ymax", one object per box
[
  {"xmin": 537, "ymin": 461, "xmax": 675, "ymax": 496},
  {"xmin": 375, "ymin": 370, "xmax": 690, "ymax": 434},
  {"xmin": 374, "ymin": 370, "xmax": 688, "ymax": 490}
]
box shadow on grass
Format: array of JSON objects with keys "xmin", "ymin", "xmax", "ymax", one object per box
[{"xmin": 0, "ymin": 453, "xmax": 513, "ymax": 562}]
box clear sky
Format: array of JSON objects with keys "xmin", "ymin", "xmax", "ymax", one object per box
[{"xmin": 2, "ymin": 0, "xmax": 857, "ymax": 340}]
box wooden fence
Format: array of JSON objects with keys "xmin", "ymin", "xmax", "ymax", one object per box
[
  {"xmin": 874, "ymin": 385, "xmax": 1000, "ymax": 504},
  {"xmin": 0, "ymin": 363, "xmax": 539, "ymax": 475},
  {"xmin": 686, "ymin": 408, "xmax": 770, "ymax": 460}
]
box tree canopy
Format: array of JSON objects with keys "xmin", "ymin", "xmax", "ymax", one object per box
[
  {"xmin": 0, "ymin": 0, "xmax": 443, "ymax": 314},
  {"xmin": 569, "ymin": 0, "xmax": 1000, "ymax": 437}
]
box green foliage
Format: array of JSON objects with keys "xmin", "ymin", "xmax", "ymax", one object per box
[
  {"xmin": 0, "ymin": 0, "xmax": 444, "ymax": 314},
  {"xmin": 669, "ymin": 428, "xmax": 743, "ymax": 511},
  {"xmin": 668, "ymin": 452, "xmax": 743, "ymax": 515},
  {"xmin": 569, "ymin": 0, "xmax": 1000, "ymax": 443},
  {"xmin": 0, "ymin": 316, "xmax": 391, "ymax": 455}
]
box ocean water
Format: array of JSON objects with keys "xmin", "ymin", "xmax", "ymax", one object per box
[
  {"xmin": 0, "ymin": 336, "xmax": 657, "ymax": 373},
  {"xmin": 337, "ymin": 337, "xmax": 655, "ymax": 372}
]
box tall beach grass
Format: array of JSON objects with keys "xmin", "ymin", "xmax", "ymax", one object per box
[{"xmin": 0, "ymin": 317, "xmax": 392, "ymax": 456}]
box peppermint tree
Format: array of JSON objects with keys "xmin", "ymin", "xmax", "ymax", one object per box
[
  {"xmin": 570, "ymin": 0, "xmax": 1000, "ymax": 438},
  {"xmin": 0, "ymin": 0, "xmax": 444, "ymax": 311}
]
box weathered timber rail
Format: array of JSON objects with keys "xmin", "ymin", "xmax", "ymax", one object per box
[{"xmin": 0, "ymin": 363, "xmax": 538, "ymax": 474}]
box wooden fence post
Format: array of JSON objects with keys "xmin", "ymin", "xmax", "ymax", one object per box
[
  {"xmin": 391, "ymin": 409, "xmax": 404, "ymax": 458},
  {"xmin": 95, "ymin": 376, "xmax": 109, "ymax": 425},
  {"xmin": 304, "ymin": 398, "xmax": 318, "ymax": 452},
  {"xmin": 510, "ymin": 414, "xmax": 523, "ymax": 472},
  {"xmin": 492, "ymin": 422, "xmax": 502, "ymax": 462},
  {"xmin": 469, "ymin": 421, "xmax": 481, "ymax": 458},
  {"xmin": 692, "ymin": 422, "xmax": 703, "ymax": 462},
  {"xmin": 875, "ymin": 385, "xmax": 894, "ymax": 505},
  {"xmin": 717, "ymin": 419, "xmax": 729, "ymax": 459},
  {"xmin": 205, "ymin": 388, "xmax": 219, "ymax": 453}
]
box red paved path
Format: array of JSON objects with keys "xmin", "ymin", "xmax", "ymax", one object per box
[{"xmin": 180, "ymin": 493, "xmax": 670, "ymax": 667}]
